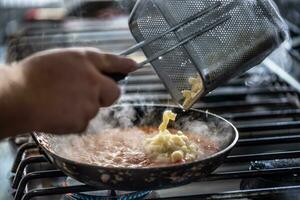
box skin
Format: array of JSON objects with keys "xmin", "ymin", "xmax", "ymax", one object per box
[{"xmin": 0, "ymin": 47, "xmax": 137, "ymax": 139}]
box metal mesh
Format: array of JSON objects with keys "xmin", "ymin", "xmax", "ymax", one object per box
[{"xmin": 128, "ymin": 0, "xmax": 288, "ymax": 108}]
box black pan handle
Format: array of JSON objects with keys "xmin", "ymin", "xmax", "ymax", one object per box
[{"xmin": 104, "ymin": 73, "xmax": 127, "ymax": 82}]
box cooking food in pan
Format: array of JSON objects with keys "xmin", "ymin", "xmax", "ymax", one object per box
[
  {"xmin": 52, "ymin": 110, "xmax": 219, "ymax": 168},
  {"xmin": 33, "ymin": 105, "xmax": 238, "ymax": 190},
  {"xmin": 144, "ymin": 110, "xmax": 218, "ymax": 164}
]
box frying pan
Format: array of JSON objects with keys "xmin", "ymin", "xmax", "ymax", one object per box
[{"xmin": 33, "ymin": 104, "xmax": 238, "ymax": 191}]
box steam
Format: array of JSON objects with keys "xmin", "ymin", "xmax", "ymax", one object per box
[
  {"xmin": 173, "ymin": 113, "xmax": 234, "ymax": 150},
  {"xmin": 113, "ymin": 105, "xmax": 137, "ymax": 127},
  {"xmin": 86, "ymin": 106, "xmax": 137, "ymax": 133},
  {"xmin": 83, "ymin": 105, "xmax": 234, "ymax": 151},
  {"xmin": 44, "ymin": 104, "xmax": 235, "ymax": 166}
]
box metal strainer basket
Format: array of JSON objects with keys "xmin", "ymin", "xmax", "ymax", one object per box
[{"xmin": 123, "ymin": 0, "xmax": 288, "ymax": 109}]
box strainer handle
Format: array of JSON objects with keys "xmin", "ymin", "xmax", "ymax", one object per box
[
  {"xmin": 105, "ymin": 14, "xmax": 231, "ymax": 82},
  {"xmin": 120, "ymin": 41, "xmax": 145, "ymax": 57},
  {"xmin": 103, "ymin": 73, "xmax": 127, "ymax": 82},
  {"xmin": 112, "ymin": 1, "xmax": 225, "ymax": 81},
  {"xmin": 119, "ymin": 1, "xmax": 222, "ymax": 57}
]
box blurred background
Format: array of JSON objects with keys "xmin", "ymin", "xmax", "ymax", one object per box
[
  {"xmin": 0, "ymin": 0, "xmax": 139, "ymax": 64},
  {"xmin": 0, "ymin": 0, "xmax": 299, "ymax": 81}
]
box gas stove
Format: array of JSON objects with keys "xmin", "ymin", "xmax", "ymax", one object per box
[
  {"xmin": 2, "ymin": 58, "xmax": 300, "ymax": 199},
  {"xmin": 2, "ymin": 3, "xmax": 300, "ymax": 199}
]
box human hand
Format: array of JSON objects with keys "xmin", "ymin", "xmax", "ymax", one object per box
[{"xmin": 0, "ymin": 48, "xmax": 137, "ymax": 135}]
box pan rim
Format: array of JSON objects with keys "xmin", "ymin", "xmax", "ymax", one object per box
[{"xmin": 33, "ymin": 103, "xmax": 239, "ymax": 171}]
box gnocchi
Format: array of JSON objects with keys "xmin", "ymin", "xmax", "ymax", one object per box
[
  {"xmin": 158, "ymin": 110, "xmax": 177, "ymax": 132},
  {"xmin": 181, "ymin": 75, "xmax": 204, "ymax": 110},
  {"xmin": 144, "ymin": 110, "xmax": 199, "ymax": 163}
]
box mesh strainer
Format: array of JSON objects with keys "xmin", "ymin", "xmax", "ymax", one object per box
[{"xmin": 120, "ymin": 0, "xmax": 288, "ymax": 109}]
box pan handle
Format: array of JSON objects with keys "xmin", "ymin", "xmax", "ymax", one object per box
[{"xmin": 103, "ymin": 72, "xmax": 127, "ymax": 82}]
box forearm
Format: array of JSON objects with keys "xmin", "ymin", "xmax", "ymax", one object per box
[{"xmin": 0, "ymin": 65, "xmax": 32, "ymax": 138}]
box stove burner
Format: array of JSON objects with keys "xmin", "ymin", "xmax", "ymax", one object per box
[
  {"xmin": 64, "ymin": 177, "xmax": 152, "ymax": 200},
  {"xmin": 65, "ymin": 191, "xmax": 151, "ymax": 200},
  {"xmin": 240, "ymin": 158, "xmax": 300, "ymax": 200}
]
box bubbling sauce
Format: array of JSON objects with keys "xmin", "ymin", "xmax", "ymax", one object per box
[{"xmin": 56, "ymin": 127, "xmax": 219, "ymax": 168}]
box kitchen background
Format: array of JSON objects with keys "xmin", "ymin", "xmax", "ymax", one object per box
[{"xmin": 1, "ymin": 0, "xmax": 300, "ymax": 200}]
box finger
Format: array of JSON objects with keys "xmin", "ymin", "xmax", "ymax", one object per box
[
  {"xmin": 85, "ymin": 49, "xmax": 138, "ymax": 74},
  {"xmin": 98, "ymin": 74, "xmax": 121, "ymax": 107}
]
